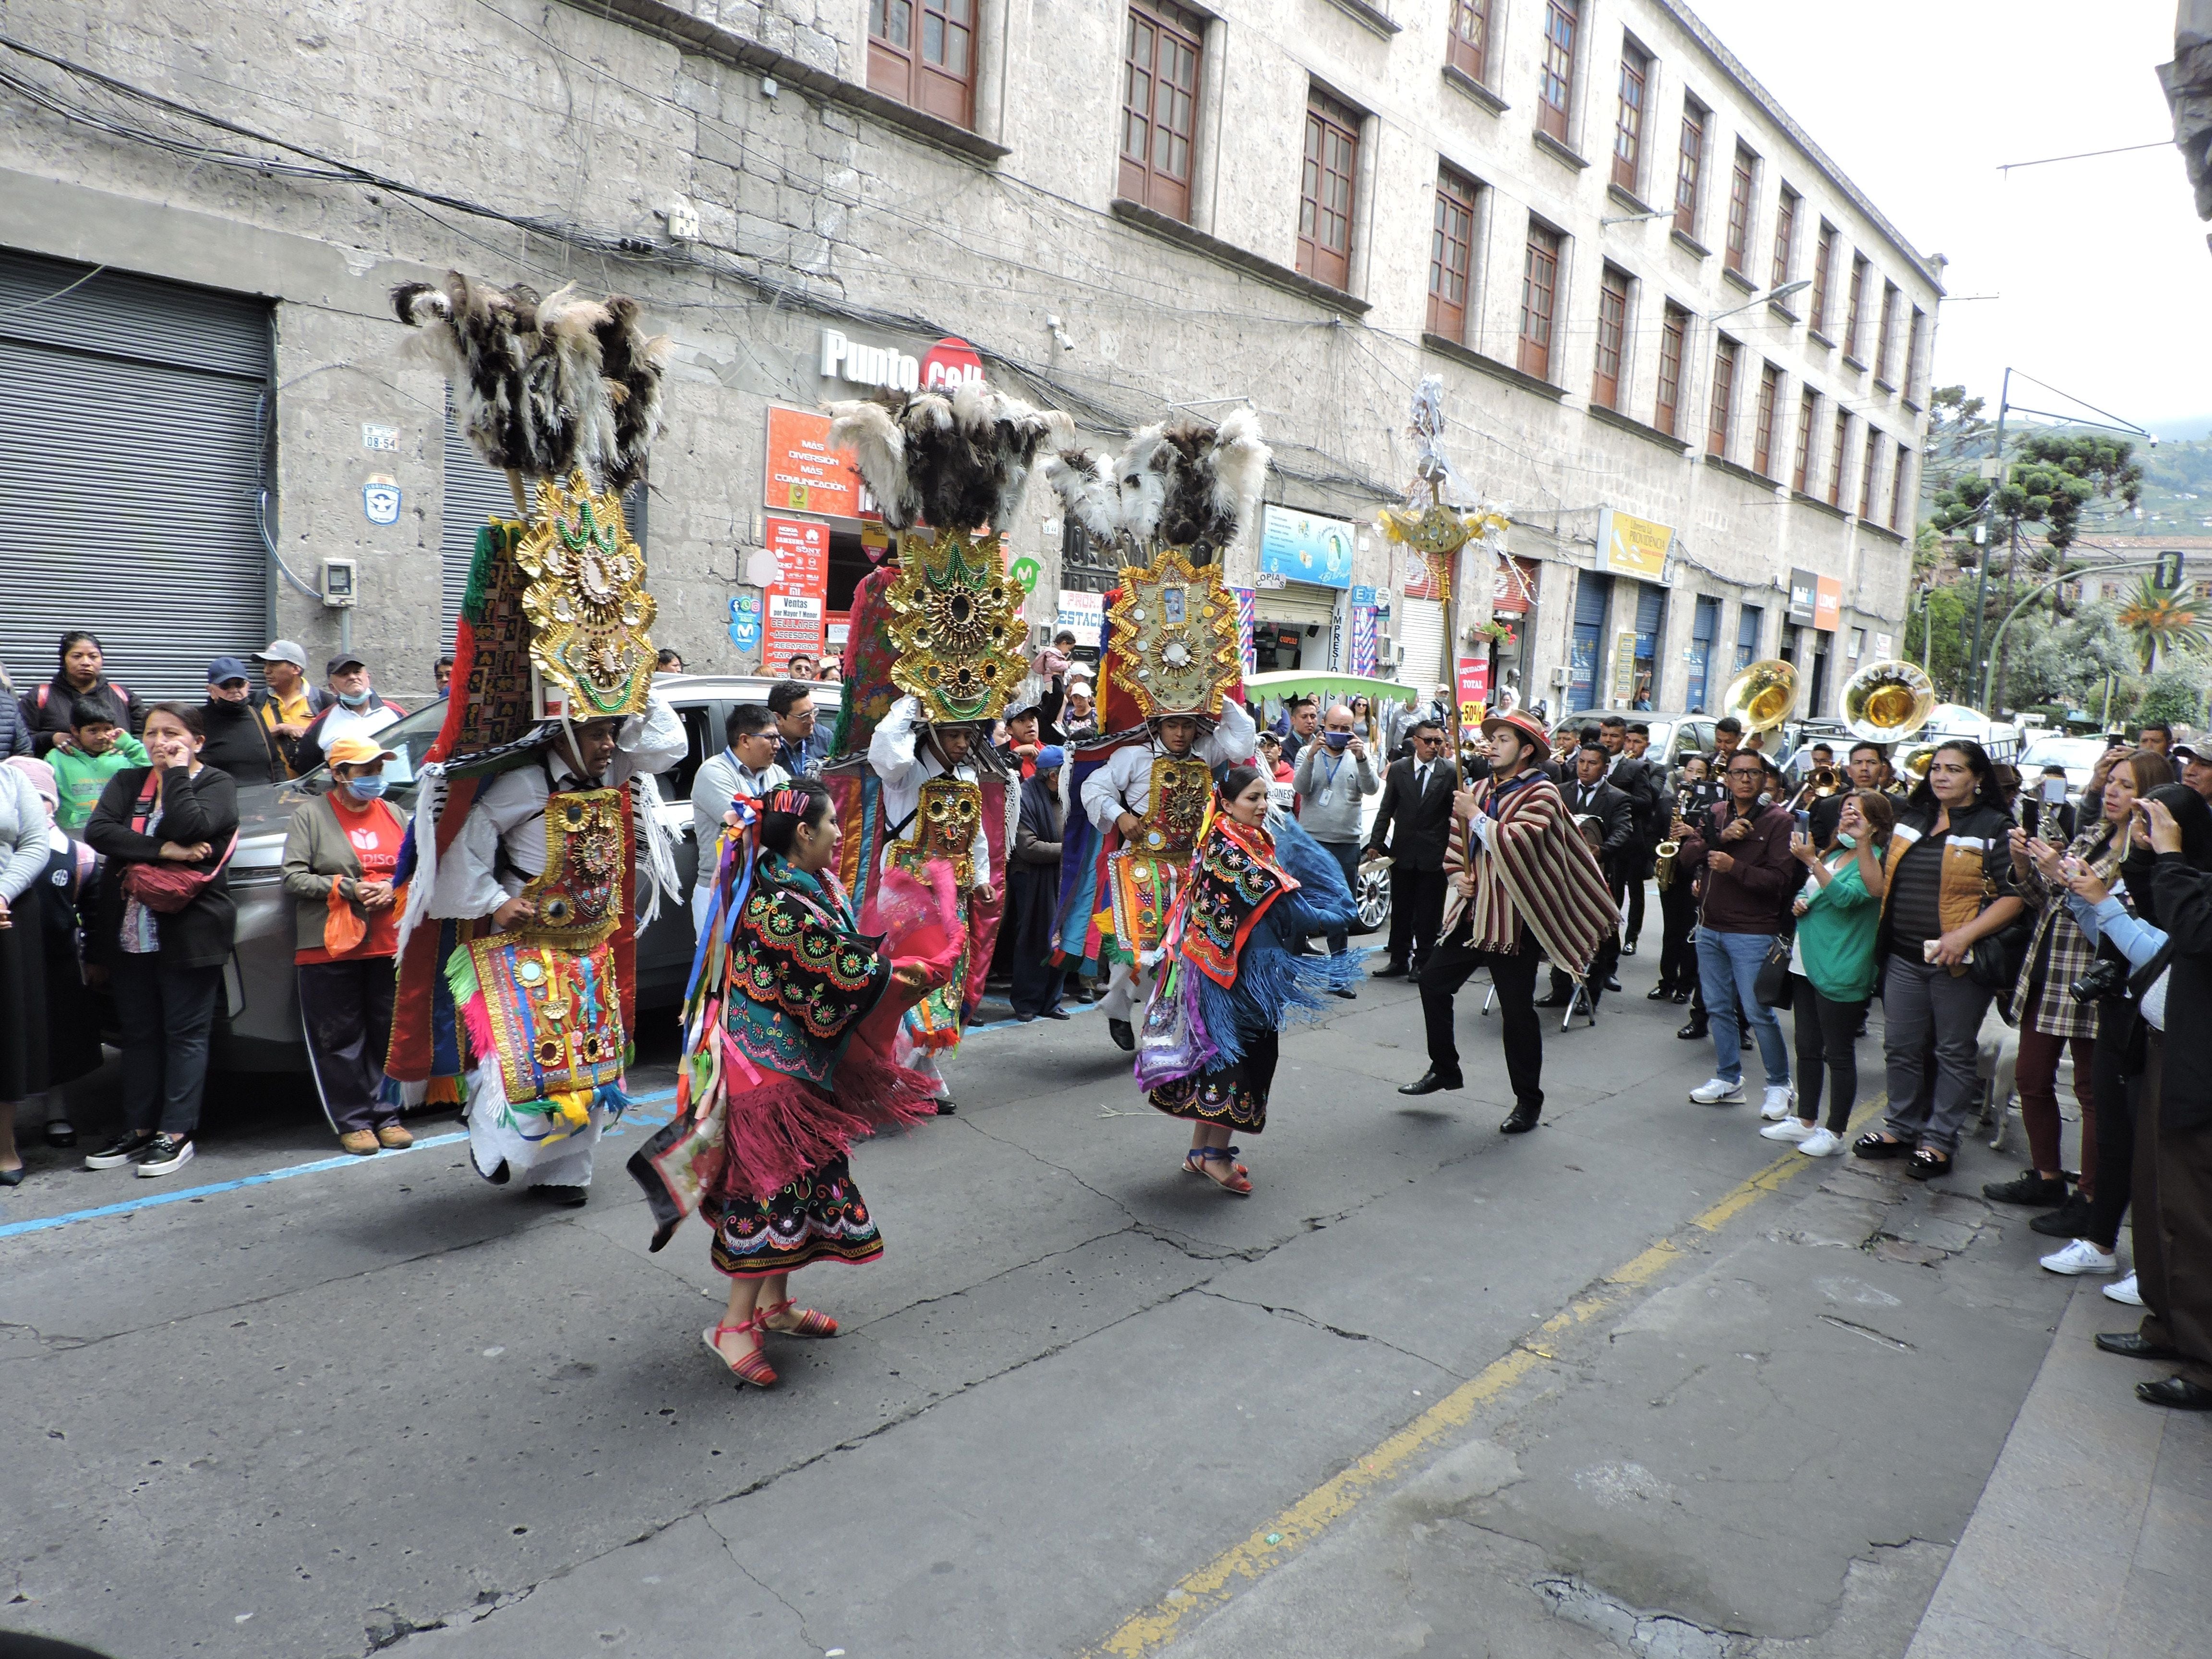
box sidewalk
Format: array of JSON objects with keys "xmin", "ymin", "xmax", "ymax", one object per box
[{"xmin": 1904, "ymin": 1277, "xmax": 2212, "ymax": 1659}]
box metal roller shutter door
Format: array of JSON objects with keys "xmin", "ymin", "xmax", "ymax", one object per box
[
  {"xmin": 0, "ymin": 251, "xmax": 271, "ymax": 700},
  {"xmin": 1395, "ymin": 597, "xmax": 1445, "ymax": 690}
]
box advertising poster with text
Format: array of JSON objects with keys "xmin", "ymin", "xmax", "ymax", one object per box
[{"xmin": 759, "ymin": 515, "xmax": 830, "ymax": 667}]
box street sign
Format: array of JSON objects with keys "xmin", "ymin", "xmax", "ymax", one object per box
[{"xmin": 2156, "ymin": 549, "xmax": 2185, "ymax": 588}]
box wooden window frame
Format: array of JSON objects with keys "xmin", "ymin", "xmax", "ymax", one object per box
[
  {"xmin": 1612, "ymin": 44, "xmax": 1648, "ymax": 193},
  {"xmin": 1655, "ymin": 303, "xmax": 1687, "ymax": 436},
  {"xmin": 1538, "ymin": 0, "xmax": 1580, "ymax": 144},
  {"xmin": 1119, "ymin": 2, "xmax": 1205, "ymax": 223},
  {"xmin": 1828, "ymin": 407, "xmax": 1851, "ymax": 506},
  {"xmin": 1903, "ymin": 307, "xmax": 1926, "ymax": 402},
  {"xmin": 1519, "ymin": 220, "xmax": 1564, "ymax": 382},
  {"xmin": 1448, "ymin": 0, "xmax": 1491, "ymax": 85},
  {"xmin": 1753, "ymin": 361, "xmax": 1781, "ymax": 476},
  {"xmin": 1844, "ymin": 254, "xmax": 1868, "ymax": 361},
  {"xmin": 867, "ymin": 0, "xmax": 979, "ymax": 130},
  {"xmin": 1673, "ymin": 100, "xmax": 1707, "ymax": 239},
  {"xmin": 1792, "ymin": 388, "xmax": 1816, "ymax": 492},
  {"xmin": 1810, "ymin": 222, "xmax": 1835, "ymax": 334},
  {"xmin": 1725, "ymin": 145, "xmax": 1756, "ymax": 275},
  {"xmin": 1707, "ymin": 334, "xmax": 1740, "ymax": 458},
  {"xmin": 1771, "ymin": 187, "xmax": 1798, "ymax": 292},
  {"xmin": 1859, "ymin": 425, "xmax": 1881, "ymax": 518},
  {"xmin": 1427, "ymin": 168, "xmax": 1481, "ymax": 341},
  {"xmin": 1297, "ymin": 90, "xmax": 1362, "ymax": 293},
  {"xmin": 1890, "ymin": 446, "xmax": 1912, "ymax": 531},
  {"xmin": 1592, "ymin": 264, "xmax": 1631, "ymax": 410},
  {"xmin": 1873, "ymin": 280, "xmax": 1899, "ymax": 382}
]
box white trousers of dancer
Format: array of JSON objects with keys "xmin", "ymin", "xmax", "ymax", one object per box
[
  {"xmin": 465, "ymin": 1054, "xmax": 609, "ymax": 1189},
  {"xmin": 1098, "ymin": 957, "xmax": 1160, "ymax": 1023}
]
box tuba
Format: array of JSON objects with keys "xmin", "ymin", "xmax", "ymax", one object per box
[
  {"xmin": 1719, "ymin": 658, "xmax": 1799, "ymax": 734},
  {"xmin": 1841, "ymin": 659, "xmax": 1936, "ymax": 745}
]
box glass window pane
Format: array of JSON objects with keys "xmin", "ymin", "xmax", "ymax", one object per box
[{"xmin": 923, "ymin": 12, "xmax": 941, "ymax": 60}]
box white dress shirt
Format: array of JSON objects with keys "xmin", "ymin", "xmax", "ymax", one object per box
[
  {"xmin": 1079, "ymin": 700, "xmax": 1257, "ymax": 830},
  {"xmin": 867, "ymin": 696, "xmax": 990, "ymax": 879}
]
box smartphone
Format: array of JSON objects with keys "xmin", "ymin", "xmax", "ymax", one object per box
[
  {"xmin": 1793, "ymin": 809, "xmax": 1812, "ymax": 837},
  {"xmin": 1923, "ymin": 939, "xmax": 1941, "ymax": 963},
  {"xmin": 2041, "ymin": 777, "xmax": 2068, "ymax": 804}
]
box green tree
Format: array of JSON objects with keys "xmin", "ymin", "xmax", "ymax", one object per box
[
  {"xmin": 1928, "ymin": 431, "xmax": 2143, "ymax": 568},
  {"xmin": 2137, "ymin": 661, "xmax": 2212, "ymax": 726},
  {"xmin": 1905, "ymin": 585, "xmax": 1970, "ymax": 700},
  {"xmin": 2115, "ymin": 576, "xmax": 2212, "ymax": 671}
]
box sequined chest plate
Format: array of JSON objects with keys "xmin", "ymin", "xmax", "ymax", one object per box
[
  {"xmin": 1139, "ymin": 756, "xmax": 1212, "ymax": 857},
  {"xmin": 891, "ymin": 774, "xmax": 981, "ymax": 888},
  {"xmin": 513, "ymin": 787, "xmax": 626, "ymax": 948}
]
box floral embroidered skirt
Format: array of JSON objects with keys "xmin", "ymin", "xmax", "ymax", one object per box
[
  {"xmin": 1148, "ymin": 1029, "xmax": 1280, "ymax": 1136},
  {"xmin": 703, "ymin": 1154, "xmax": 885, "ymax": 1279}
]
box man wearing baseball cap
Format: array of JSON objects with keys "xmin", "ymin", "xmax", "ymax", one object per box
[
  {"xmin": 2174, "ymin": 741, "xmax": 2212, "ymax": 805},
  {"xmin": 1397, "ymin": 707, "xmax": 1618, "ymax": 1135},
  {"xmin": 198, "ymin": 655, "xmax": 287, "ymax": 786},
  {"xmin": 252, "ymin": 640, "xmax": 332, "ymax": 778},
  {"xmin": 293, "ymin": 653, "xmax": 406, "ymax": 766}
]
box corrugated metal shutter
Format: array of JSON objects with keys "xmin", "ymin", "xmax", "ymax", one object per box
[
  {"xmin": 0, "ymin": 251, "xmax": 271, "ymax": 700},
  {"xmin": 440, "ymin": 402, "xmax": 652, "ymax": 653},
  {"xmin": 1396, "ymin": 598, "xmax": 1444, "ymax": 689},
  {"xmin": 1569, "ymin": 571, "xmax": 1611, "ymax": 712},
  {"xmin": 1253, "ymin": 583, "xmax": 1340, "ymax": 630}
]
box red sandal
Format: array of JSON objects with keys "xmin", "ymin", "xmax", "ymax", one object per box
[
  {"xmin": 1183, "ymin": 1145, "xmax": 1252, "ymax": 1196},
  {"xmin": 702, "ymin": 1309, "xmax": 779, "ymax": 1387},
  {"xmin": 759, "ymin": 1298, "xmax": 839, "ymax": 1338}
]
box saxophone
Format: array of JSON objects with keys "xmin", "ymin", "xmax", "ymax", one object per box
[{"xmin": 1655, "ymin": 786, "xmax": 1692, "ymax": 890}]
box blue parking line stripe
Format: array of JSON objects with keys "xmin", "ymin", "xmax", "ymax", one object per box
[{"xmin": 0, "ymin": 1087, "xmax": 679, "ymax": 1240}]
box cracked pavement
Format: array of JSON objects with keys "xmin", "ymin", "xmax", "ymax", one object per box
[{"xmin": 1, "ymin": 959, "xmax": 2075, "ymax": 1659}]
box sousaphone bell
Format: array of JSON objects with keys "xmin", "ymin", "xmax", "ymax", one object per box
[
  {"xmin": 1719, "ymin": 657, "xmax": 1799, "ymax": 733},
  {"xmin": 1840, "ymin": 659, "xmax": 1936, "ymax": 745}
]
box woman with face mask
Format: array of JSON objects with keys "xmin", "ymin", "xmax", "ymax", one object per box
[
  {"xmin": 1762, "ymin": 790, "xmax": 1894, "ymax": 1157},
  {"xmin": 281, "ymin": 735, "xmax": 413, "ymax": 1154}
]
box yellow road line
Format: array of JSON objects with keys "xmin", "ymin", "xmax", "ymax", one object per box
[{"xmin": 1088, "ymin": 1095, "xmax": 1887, "ymax": 1658}]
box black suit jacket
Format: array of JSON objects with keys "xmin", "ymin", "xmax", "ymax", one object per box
[
  {"xmin": 1367, "ymin": 754, "xmax": 1459, "ymax": 870},
  {"xmin": 1563, "ymin": 777, "xmax": 1637, "ymax": 876},
  {"xmin": 1606, "ymin": 755, "xmax": 1664, "ymax": 846}
]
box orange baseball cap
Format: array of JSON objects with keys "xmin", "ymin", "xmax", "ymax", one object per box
[{"xmin": 326, "ymin": 734, "xmax": 398, "ymax": 768}]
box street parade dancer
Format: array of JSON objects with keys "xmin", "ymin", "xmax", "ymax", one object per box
[
  {"xmin": 1396, "ymin": 707, "xmax": 1617, "ymax": 1134},
  {"xmin": 1039, "ymin": 410, "xmax": 1271, "ymax": 1056},
  {"xmin": 812, "ymin": 380, "xmax": 1072, "ymax": 1115},
  {"xmin": 1139, "ymin": 764, "xmax": 1360, "ymax": 1193},
  {"xmin": 628, "ymin": 779, "xmax": 959, "ymax": 1388},
  {"xmin": 385, "ymin": 273, "xmax": 683, "ymax": 1204}
]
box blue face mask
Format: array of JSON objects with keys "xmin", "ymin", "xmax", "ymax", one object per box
[
  {"xmin": 339, "ymin": 687, "xmax": 372, "ymax": 708},
  {"xmin": 347, "ymin": 775, "xmax": 389, "ymax": 800}
]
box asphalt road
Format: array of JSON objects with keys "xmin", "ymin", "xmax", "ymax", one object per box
[{"xmin": 1, "ymin": 930, "xmax": 2074, "ymax": 1659}]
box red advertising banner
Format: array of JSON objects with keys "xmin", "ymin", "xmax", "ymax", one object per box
[
  {"xmin": 765, "ymin": 406, "xmax": 866, "ymax": 518},
  {"xmin": 1455, "ymin": 656, "xmax": 1491, "ymax": 728},
  {"xmin": 1814, "ymin": 575, "xmax": 1843, "ymax": 632},
  {"xmin": 760, "ymin": 515, "xmax": 830, "ymax": 667}
]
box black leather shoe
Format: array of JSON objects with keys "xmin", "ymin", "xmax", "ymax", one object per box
[
  {"xmin": 2029, "ymin": 1191, "xmax": 2094, "ymax": 1237},
  {"xmin": 1397, "ymin": 1070, "xmax": 1463, "ymax": 1095},
  {"xmin": 1331, "ymin": 987, "xmax": 1357, "ymax": 999},
  {"xmin": 535, "ymin": 1184, "xmax": 589, "ymax": 1208},
  {"xmin": 1042, "ymin": 1008, "xmax": 1071, "ymax": 1021},
  {"xmin": 1647, "ymin": 983, "xmax": 1674, "ymax": 1000},
  {"xmin": 1671, "ymin": 988, "xmax": 1692, "ymax": 1004},
  {"xmin": 934, "ymin": 1099, "xmax": 958, "ymax": 1116},
  {"xmin": 1604, "ymin": 975, "xmax": 1623, "ymax": 993},
  {"xmin": 45, "ymin": 1119, "xmax": 76, "ymax": 1149},
  {"xmin": 2097, "ymin": 1331, "xmax": 2182, "ymax": 1362},
  {"xmin": 1108, "ymin": 1018, "xmax": 1135, "ymax": 1052},
  {"xmin": 1621, "ymin": 940, "xmax": 1637, "ymax": 956},
  {"xmin": 1534, "ymin": 989, "xmax": 1574, "ymax": 1009},
  {"xmin": 1984, "ymin": 1168, "xmax": 2068, "ymax": 1207},
  {"xmin": 1676, "ymin": 1019, "xmax": 1708, "ymax": 1041},
  {"xmin": 1373, "ymin": 962, "xmax": 1409, "ymax": 979},
  {"xmin": 1499, "ymin": 1102, "xmax": 1541, "ymax": 1134},
  {"xmin": 2136, "ymin": 1376, "xmax": 2212, "ymax": 1410}
]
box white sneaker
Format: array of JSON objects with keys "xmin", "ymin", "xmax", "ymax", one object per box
[
  {"xmin": 1759, "ymin": 1118, "xmax": 1815, "ymax": 1142},
  {"xmin": 1759, "ymin": 1084, "xmax": 1797, "ymax": 1121},
  {"xmin": 2039, "ymin": 1238, "xmax": 2118, "ymax": 1276},
  {"xmin": 2104, "ymin": 1272, "xmax": 2144, "ymax": 1306},
  {"xmin": 1796, "ymin": 1127, "xmax": 1844, "ymax": 1157},
  {"xmin": 1689, "ymin": 1077, "xmax": 1745, "ymax": 1106}
]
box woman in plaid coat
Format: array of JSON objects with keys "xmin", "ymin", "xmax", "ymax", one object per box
[{"xmin": 1995, "ymin": 747, "xmax": 2175, "ymax": 1230}]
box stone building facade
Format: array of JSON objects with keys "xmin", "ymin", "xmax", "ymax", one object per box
[{"xmin": 0, "ymin": 0, "xmax": 1938, "ymax": 721}]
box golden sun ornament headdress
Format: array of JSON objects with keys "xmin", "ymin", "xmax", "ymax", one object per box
[
  {"xmin": 883, "ymin": 526, "xmax": 1030, "ymax": 724},
  {"xmin": 517, "ymin": 471, "xmax": 657, "ymax": 719},
  {"xmin": 1105, "ymin": 549, "xmax": 1241, "ymax": 720}
]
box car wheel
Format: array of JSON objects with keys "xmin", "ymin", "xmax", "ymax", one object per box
[{"xmin": 1351, "ymin": 860, "xmax": 1390, "ymax": 936}]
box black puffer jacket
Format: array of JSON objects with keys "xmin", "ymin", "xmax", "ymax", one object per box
[{"xmin": 84, "ymin": 764, "xmax": 240, "ymax": 970}]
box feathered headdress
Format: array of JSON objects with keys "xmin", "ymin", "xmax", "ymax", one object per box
[
  {"xmin": 390, "ymin": 273, "xmax": 671, "ymax": 492},
  {"xmin": 825, "ymin": 383, "xmax": 1073, "ymax": 534},
  {"xmin": 1042, "ymin": 407, "xmax": 1271, "ymax": 565}
]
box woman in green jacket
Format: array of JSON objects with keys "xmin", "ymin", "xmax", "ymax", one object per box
[{"xmin": 1763, "ymin": 790, "xmax": 1894, "ymax": 1157}]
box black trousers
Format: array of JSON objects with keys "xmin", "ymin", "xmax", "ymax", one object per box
[
  {"xmin": 112, "ymin": 954, "xmax": 223, "ymax": 1137},
  {"xmin": 1385, "ymin": 865, "xmax": 1446, "ymax": 971},
  {"xmin": 298, "ymin": 957, "xmax": 399, "ymax": 1133},
  {"xmin": 1623, "ymin": 864, "xmax": 1647, "ymax": 944},
  {"xmin": 2084, "ymin": 1000, "xmax": 2136, "ymax": 1252},
  {"xmin": 1657, "ymin": 878, "xmax": 1697, "ymax": 992},
  {"xmin": 1419, "ymin": 918, "xmax": 1543, "ymax": 1112},
  {"xmin": 1790, "ymin": 976, "xmax": 1866, "ymax": 1133},
  {"xmin": 2132, "ymin": 1038, "xmax": 2212, "ymax": 1390},
  {"xmin": 1548, "ymin": 926, "xmax": 1619, "ymax": 1004}
]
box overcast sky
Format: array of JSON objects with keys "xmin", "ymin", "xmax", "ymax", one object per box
[{"xmin": 1687, "ymin": 0, "xmax": 2209, "ymax": 438}]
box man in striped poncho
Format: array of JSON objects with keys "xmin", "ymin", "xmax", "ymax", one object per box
[{"xmin": 1396, "ymin": 708, "xmax": 1618, "ymax": 1133}]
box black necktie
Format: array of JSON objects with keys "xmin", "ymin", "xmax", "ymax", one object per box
[{"xmin": 1415, "ymin": 763, "xmax": 1428, "ymax": 793}]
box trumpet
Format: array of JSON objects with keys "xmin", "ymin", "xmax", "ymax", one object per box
[{"xmin": 1788, "ymin": 764, "xmax": 1843, "ymax": 811}]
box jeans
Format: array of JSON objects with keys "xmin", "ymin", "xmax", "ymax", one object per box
[
  {"xmin": 1418, "ymin": 918, "xmax": 1543, "ymax": 1111},
  {"xmin": 298, "ymin": 958, "xmax": 399, "ymax": 1133},
  {"xmin": 1881, "ymin": 952, "xmax": 1996, "ymax": 1156},
  {"xmin": 1316, "ymin": 840, "xmax": 1362, "ymax": 955},
  {"xmin": 1790, "ymin": 976, "xmax": 1865, "ymax": 1132},
  {"xmin": 1695, "ymin": 927, "xmax": 1790, "ymax": 1088},
  {"xmin": 112, "ymin": 954, "xmax": 223, "ymax": 1137}
]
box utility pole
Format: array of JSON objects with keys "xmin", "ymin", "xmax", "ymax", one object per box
[{"xmin": 1964, "ymin": 367, "xmax": 2010, "ymax": 710}]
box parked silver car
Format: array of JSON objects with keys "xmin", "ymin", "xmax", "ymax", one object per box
[{"xmin": 214, "ymin": 674, "xmax": 795, "ymax": 1070}]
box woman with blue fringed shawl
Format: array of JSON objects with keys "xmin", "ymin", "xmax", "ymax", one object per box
[{"xmin": 1141, "ymin": 765, "xmax": 1363, "ymax": 1194}]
